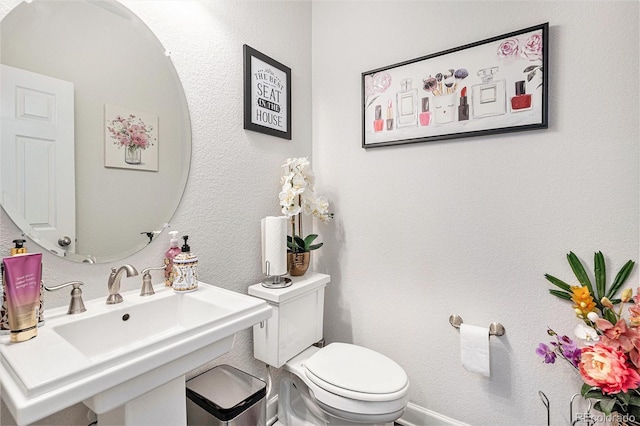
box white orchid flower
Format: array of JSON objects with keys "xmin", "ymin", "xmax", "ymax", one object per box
[
  {"xmin": 574, "ymin": 323, "xmax": 599, "ymax": 343},
  {"xmin": 279, "ymin": 157, "xmax": 332, "ymax": 222},
  {"xmin": 586, "ymin": 312, "xmax": 600, "ymax": 323}
]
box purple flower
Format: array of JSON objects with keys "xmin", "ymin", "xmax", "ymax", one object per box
[
  {"xmin": 536, "ymin": 343, "xmax": 557, "ymax": 364},
  {"xmin": 558, "ymin": 335, "xmax": 575, "ymax": 346},
  {"xmin": 562, "ymin": 346, "xmax": 582, "ymax": 368},
  {"xmin": 557, "ymin": 336, "xmax": 581, "ymax": 368}
]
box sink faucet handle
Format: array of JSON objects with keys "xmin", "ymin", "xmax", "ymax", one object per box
[
  {"xmin": 44, "ymin": 281, "xmax": 86, "ymax": 315},
  {"xmin": 140, "ymin": 266, "xmax": 165, "ymax": 297}
]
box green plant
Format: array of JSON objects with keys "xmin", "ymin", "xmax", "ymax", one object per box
[
  {"xmin": 545, "ymin": 251, "xmax": 635, "ymax": 324},
  {"xmin": 287, "ymin": 234, "xmax": 323, "ymax": 253}
]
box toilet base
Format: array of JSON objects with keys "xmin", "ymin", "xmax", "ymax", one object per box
[{"xmin": 276, "ymin": 372, "xmax": 395, "ymax": 426}]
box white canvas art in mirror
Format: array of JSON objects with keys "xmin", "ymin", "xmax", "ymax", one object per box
[{"xmin": 104, "ymin": 104, "xmax": 159, "ymax": 171}]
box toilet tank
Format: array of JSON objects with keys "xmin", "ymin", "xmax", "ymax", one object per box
[{"xmin": 248, "ymin": 273, "xmax": 330, "ymax": 368}]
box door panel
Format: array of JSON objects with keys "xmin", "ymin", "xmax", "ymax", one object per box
[{"xmin": 1, "ymin": 64, "xmax": 75, "ymax": 255}]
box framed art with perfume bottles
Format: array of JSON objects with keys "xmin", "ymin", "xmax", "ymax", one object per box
[
  {"xmin": 243, "ymin": 44, "xmax": 292, "ymax": 140},
  {"xmin": 362, "ymin": 23, "xmax": 548, "ymax": 149}
]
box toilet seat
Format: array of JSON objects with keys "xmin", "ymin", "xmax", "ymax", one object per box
[
  {"xmin": 304, "ymin": 343, "xmax": 409, "ymax": 402},
  {"xmin": 296, "ymin": 343, "xmax": 409, "ymax": 422}
]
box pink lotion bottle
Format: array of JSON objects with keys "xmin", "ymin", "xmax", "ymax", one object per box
[{"xmin": 164, "ymin": 231, "xmax": 181, "ymax": 286}]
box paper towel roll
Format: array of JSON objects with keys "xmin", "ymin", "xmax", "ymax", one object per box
[
  {"xmin": 460, "ymin": 324, "xmax": 490, "ymax": 377},
  {"xmin": 261, "ymin": 216, "xmax": 288, "ymax": 276}
]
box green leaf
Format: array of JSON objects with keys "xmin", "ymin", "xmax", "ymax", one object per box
[
  {"xmin": 600, "ymin": 397, "xmax": 617, "ymax": 416},
  {"xmin": 567, "ymin": 252, "xmax": 595, "ymax": 298},
  {"xmin": 607, "ymin": 260, "xmax": 636, "ymax": 299},
  {"xmin": 582, "ymin": 383, "xmax": 598, "ymax": 396},
  {"xmin": 544, "ymin": 273, "xmax": 572, "ymax": 292},
  {"xmin": 549, "ymin": 289, "xmax": 572, "ymax": 300},
  {"xmin": 303, "ymin": 234, "xmax": 319, "ymax": 247},
  {"xmin": 307, "ymin": 243, "xmax": 323, "ymax": 251},
  {"xmin": 584, "ymin": 390, "xmax": 605, "ymax": 399},
  {"xmin": 523, "ymin": 65, "xmax": 538, "ymax": 73},
  {"xmin": 604, "ymin": 307, "xmax": 618, "ymax": 324},
  {"xmin": 617, "ymin": 391, "xmax": 631, "ymax": 406},
  {"xmin": 594, "ymin": 251, "xmax": 606, "ymax": 301},
  {"xmin": 628, "ymin": 393, "xmax": 640, "ymax": 407}
]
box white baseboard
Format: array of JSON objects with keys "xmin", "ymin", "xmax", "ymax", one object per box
[
  {"xmin": 267, "ymin": 396, "xmax": 466, "ymax": 426},
  {"xmin": 397, "ymin": 402, "xmax": 469, "ymax": 426}
]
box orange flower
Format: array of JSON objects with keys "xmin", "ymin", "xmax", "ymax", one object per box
[{"xmin": 571, "ymin": 286, "xmax": 596, "ymax": 316}]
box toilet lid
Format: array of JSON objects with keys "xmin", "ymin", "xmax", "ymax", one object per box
[{"xmin": 304, "ymin": 343, "xmax": 408, "ymax": 396}]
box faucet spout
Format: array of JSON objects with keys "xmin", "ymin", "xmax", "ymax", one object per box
[{"xmin": 106, "ymin": 264, "xmax": 138, "ymax": 304}]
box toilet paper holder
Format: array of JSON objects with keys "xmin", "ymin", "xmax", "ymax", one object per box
[{"xmin": 449, "ymin": 314, "xmax": 505, "ymax": 337}]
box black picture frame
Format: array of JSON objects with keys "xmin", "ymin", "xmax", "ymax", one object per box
[
  {"xmin": 243, "ymin": 44, "xmax": 292, "ymax": 140},
  {"xmin": 362, "ymin": 23, "xmax": 548, "ymax": 149}
]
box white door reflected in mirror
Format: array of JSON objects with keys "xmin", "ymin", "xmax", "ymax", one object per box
[{"xmin": 1, "ymin": 65, "xmax": 76, "ymax": 256}]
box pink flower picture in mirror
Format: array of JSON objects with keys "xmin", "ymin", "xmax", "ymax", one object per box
[{"xmin": 105, "ymin": 104, "xmax": 158, "ymax": 171}]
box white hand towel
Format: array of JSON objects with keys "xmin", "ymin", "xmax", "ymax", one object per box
[{"xmin": 460, "ymin": 324, "xmax": 490, "ymax": 377}]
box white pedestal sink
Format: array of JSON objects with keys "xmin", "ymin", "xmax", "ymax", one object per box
[{"xmin": 0, "ymin": 282, "xmax": 272, "ymax": 425}]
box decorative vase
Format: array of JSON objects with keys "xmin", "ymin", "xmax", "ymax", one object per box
[
  {"xmin": 125, "ymin": 146, "xmax": 141, "ymax": 164},
  {"xmin": 288, "ymin": 252, "xmax": 310, "ymax": 276}
]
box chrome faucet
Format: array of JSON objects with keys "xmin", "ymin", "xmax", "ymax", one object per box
[
  {"xmin": 139, "ymin": 266, "xmax": 165, "ymax": 297},
  {"xmin": 106, "ymin": 264, "xmax": 138, "ymax": 304},
  {"xmin": 44, "ymin": 281, "xmax": 86, "ymax": 314}
]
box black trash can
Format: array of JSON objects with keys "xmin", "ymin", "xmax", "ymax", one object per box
[{"xmin": 186, "ymin": 364, "xmax": 267, "ymax": 426}]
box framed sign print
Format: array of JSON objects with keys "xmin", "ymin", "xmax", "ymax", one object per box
[
  {"xmin": 243, "ymin": 44, "xmax": 292, "ymax": 140},
  {"xmin": 362, "ymin": 23, "xmax": 548, "ymax": 148}
]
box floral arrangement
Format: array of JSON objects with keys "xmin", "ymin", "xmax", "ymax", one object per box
[
  {"xmin": 279, "ymin": 157, "xmax": 333, "ymax": 253},
  {"xmin": 497, "ymin": 31, "xmax": 544, "ymax": 89},
  {"xmin": 538, "ymin": 251, "xmax": 640, "ymax": 420},
  {"xmin": 106, "ymin": 114, "xmax": 155, "ymax": 151}
]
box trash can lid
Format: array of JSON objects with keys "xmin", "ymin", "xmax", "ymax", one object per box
[{"xmin": 186, "ymin": 364, "xmax": 266, "ymax": 421}]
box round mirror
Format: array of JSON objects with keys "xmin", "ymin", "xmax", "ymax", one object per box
[{"xmin": 0, "ymin": 0, "xmax": 191, "ymax": 263}]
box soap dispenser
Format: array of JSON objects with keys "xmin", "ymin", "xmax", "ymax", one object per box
[
  {"xmin": 172, "ymin": 236, "xmax": 198, "ymax": 292},
  {"xmin": 164, "ymin": 231, "xmax": 181, "ymax": 287}
]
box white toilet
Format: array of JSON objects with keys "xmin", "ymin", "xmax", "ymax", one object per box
[{"xmin": 248, "ymin": 273, "xmax": 409, "ymax": 425}]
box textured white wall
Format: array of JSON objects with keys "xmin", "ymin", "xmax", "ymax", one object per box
[
  {"xmin": 311, "ymin": 1, "xmax": 639, "ymax": 425},
  {"xmin": 1, "ymin": 1, "xmax": 639, "ymax": 425},
  {"xmin": 0, "ymin": 0, "xmax": 311, "ymax": 424}
]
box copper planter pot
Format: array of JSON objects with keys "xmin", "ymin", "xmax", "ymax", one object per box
[{"xmin": 287, "ymin": 252, "xmax": 310, "ymax": 276}]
